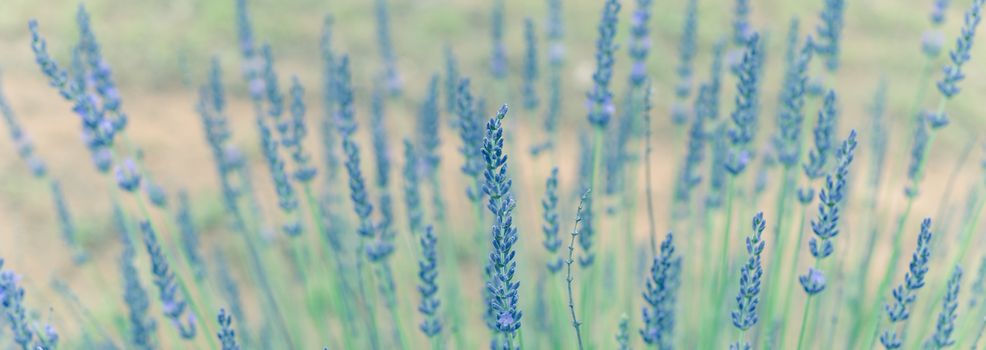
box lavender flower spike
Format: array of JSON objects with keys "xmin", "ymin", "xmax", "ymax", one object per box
[
  {"xmin": 542, "ymin": 167, "xmax": 563, "ymax": 273},
  {"xmin": 417, "ymin": 225, "xmax": 442, "ymax": 337},
  {"xmin": 732, "ymin": 212, "xmax": 767, "ymax": 332},
  {"xmin": 217, "ymin": 308, "xmax": 240, "ymax": 350},
  {"xmin": 640, "ymin": 233, "xmax": 681, "ymax": 347},
  {"xmin": 140, "ymin": 220, "xmax": 197, "ymax": 339},
  {"xmin": 879, "ymin": 218, "xmax": 934, "ymax": 349},
  {"xmin": 929, "ymin": 266, "xmax": 962, "ymax": 348},
  {"xmin": 725, "ymin": 33, "xmax": 763, "ymax": 175},
  {"xmin": 586, "ymin": 0, "xmax": 621, "ymax": 128},
  {"xmin": 482, "ymin": 105, "xmax": 523, "ymax": 340},
  {"xmin": 937, "ymin": 0, "xmax": 985, "ymax": 99}
]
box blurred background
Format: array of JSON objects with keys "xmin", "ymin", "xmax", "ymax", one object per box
[{"xmin": 0, "ymin": 0, "xmax": 984, "ymax": 348}]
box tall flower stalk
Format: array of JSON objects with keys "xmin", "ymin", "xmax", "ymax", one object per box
[
  {"xmin": 564, "ymin": 189, "xmax": 591, "ymax": 350},
  {"xmin": 482, "ymin": 105, "xmax": 522, "ymax": 347},
  {"xmin": 796, "ymin": 130, "xmax": 859, "ymax": 349},
  {"xmin": 731, "ymin": 212, "xmax": 767, "ymax": 348}
]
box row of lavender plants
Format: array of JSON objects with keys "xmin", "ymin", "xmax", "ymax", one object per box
[{"xmin": 1, "ymin": 0, "xmax": 986, "ymax": 349}]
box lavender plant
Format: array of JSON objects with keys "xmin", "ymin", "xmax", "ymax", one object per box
[
  {"xmin": 586, "ymin": 0, "xmax": 621, "ymax": 129},
  {"xmin": 117, "ymin": 206, "xmax": 156, "ymax": 350},
  {"xmin": 796, "ymin": 130, "xmax": 858, "ymax": 348},
  {"xmin": 522, "ymin": 18, "xmax": 540, "ymax": 111},
  {"xmin": 374, "ymin": 0, "xmax": 402, "ymax": 95},
  {"xmin": 542, "ymin": 167, "xmax": 563, "ymax": 273},
  {"xmin": 799, "ymin": 90, "xmax": 839, "ymax": 202},
  {"xmin": 217, "ymin": 308, "xmax": 240, "ymax": 350},
  {"xmin": 815, "ymin": 0, "xmax": 847, "ymax": 71},
  {"xmin": 455, "ymin": 78, "xmax": 485, "ymax": 205},
  {"xmin": 490, "ymin": 0, "xmax": 508, "ymax": 80},
  {"xmin": 176, "ymin": 191, "xmax": 206, "ymax": 280},
  {"xmin": 732, "ymin": 0, "xmax": 752, "ymax": 45},
  {"xmin": 444, "ymin": 47, "xmax": 460, "ymax": 115},
  {"xmin": 640, "ymin": 233, "xmax": 680, "ymax": 347},
  {"xmin": 565, "ymin": 189, "xmax": 592, "ymax": 350},
  {"xmin": 0, "ymin": 260, "xmax": 42, "ymax": 350},
  {"xmin": 928, "ymin": 266, "xmax": 962, "ymax": 348},
  {"xmin": 140, "ymin": 220, "xmax": 197, "ymax": 339},
  {"xmin": 8, "ymin": 1, "xmax": 986, "ymax": 349},
  {"xmin": 537, "ymin": 0, "xmax": 565, "ymax": 154},
  {"xmin": 672, "ymin": 83, "xmax": 708, "ymax": 209},
  {"xmin": 0, "ymin": 74, "xmax": 47, "ymax": 177},
  {"xmin": 417, "ymin": 225, "xmax": 442, "ymax": 340},
  {"xmin": 50, "ymin": 180, "xmax": 86, "ymax": 263},
  {"xmin": 671, "ymin": 0, "xmax": 696, "ymax": 125},
  {"xmin": 482, "ymin": 105, "xmax": 522, "ymax": 345},
  {"xmin": 402, "ymin": 140, "xmax": 424, "ymax": 236},
  {"xmin": 879, "ymin": 219, "xmax": 934, "ymax": 349},
  {"xmin": 724, "ymin": 33, "xmax": 763, "ymax": 176},
  {"xmin": 731, "ymin": 212, "xmax": 767, "ymax": 348}
]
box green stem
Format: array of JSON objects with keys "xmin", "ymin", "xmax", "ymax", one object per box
[
  {"xmin": 550, "ymin": 276, "xmax": 569, "ymax": 349},
  {"xmin": 795, "ymin": 296, "xmax": 814, "ymax": 350},
  {"xmin": 775, "ymin": 204, "xmax": 809, "ymax": 346},
  {"xmin": 354, "ymin": 239, "xmax": 382, "ymax": 350},
  {"xmin": 379, "ymin": 263, "xmax": 409, "ymax": 350},
  {"xmin": 440, "ymin": 174, "xmax": 469, "ymax": 350},
  {"xmin": 968, "ymin": 316, "xmax": 986, "ymax": 349},
  {"xmin": 301, "ymin": 184, "xmax": 347, "ymax": 334},
  {"xmin": 430, "ymin": 336, "xmax": 442, "ymax": 350},
  {"xmin": 576, "ymin": 126, "xmax": 604, "ymax": 345},
  {"xmin": 760, "ymin": 167, "xmax": 794, "ymax": 330},
  {"xmin": 717, "ymin": 178, "xmax": 737, "ymax": 289},
  {"xmin": 707, "ymin": 177, "xmax": 736, "ymax": 348}
]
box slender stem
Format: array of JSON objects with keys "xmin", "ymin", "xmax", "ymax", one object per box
[
  {"xmin": 590, "ymin": 127, "xmax": 604, "ymax": 217},
  {"xmin": 795, "ymin": 296, "xmax": 814, "ymax": 350},
  {"xmin": 549, "ymin": 276, "xmax": 569, "ymax": 348},
  {"xmin": 300, "ymin": 184, "xmax": 347, "ymax": 332},
  {"xmin": 706, "ymin": 177, "xmax": 736, "ymax": 348},
  {"xmin": 378, "ymin": 263, "xmax": 409, "ymax": 350},
  {"xmin": 761, "ymin": 167, "xmax": 794, "ymax": 331},
  {"xmin": 565, "ymin": 190, "xmax": 590, "ymax": 350},
  {"xmin": 430, "ymin": 171, "xmax": 467, "ymax": 350},
  {"xmin": 717, "ymin": 177, "xmax": 737, "ymax": 290},
  {"xmin": 776, "ymin": 203, "xmax": 809, "ymax": 346},
  {"xmin": 931, "ymin": 139, "xmax": 977, "ymax": 233},
  {"xmin": 904, "ymin": 60, "xmax": 936, "ymax": 129},
  {"xmin": 971, "ymin": 317, "xmax": 986, "ymax": 350},
  {"xmin": 699, "ymin": 205, "xmax": 715, "ymax": 338},
  {"xmin": 643, "ymin": 97, "xmax": 657, "ymax": 256},
  {"xmin": 430, "ymin": 335, "xmax": 442, "ymax": 350},
  {"xmin": 577, "ymin": 126, "xmax": 604, "ymax": 340},
  {"xmin": 355, "ymin": 240, "xmax": 382, "ymax": 350}
]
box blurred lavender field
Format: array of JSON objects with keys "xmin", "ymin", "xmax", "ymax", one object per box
[{"xmin": 0, "ymin": 0, "xmax": 984, "ymax": 349}]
